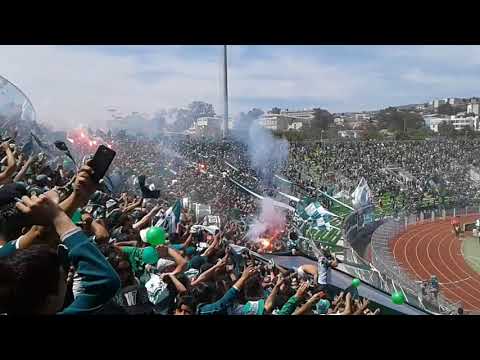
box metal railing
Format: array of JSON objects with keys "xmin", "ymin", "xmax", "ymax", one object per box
[
  {"xmin": 342, "ymin": 204, "xmax": 480, "ymax": 314},
  {"xmin": 369, "ymin": 206, "xmax": 480, "ymax": 314}
]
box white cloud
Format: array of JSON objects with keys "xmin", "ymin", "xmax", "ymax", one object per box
[
  {"xmin": 2, "ymin": 45, "xmax": 480, "ymax": 129},
  {"xmin": 1, "ymin": 45, "xmax": 380, "ymax": 128},
  {"xmin": 0, "ymin": 46, "xmax": 223, "ymax": 129}
]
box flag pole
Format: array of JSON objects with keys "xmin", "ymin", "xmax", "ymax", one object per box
[
  {"xmin": 317, "ymin": 189, "xmax": 355, "ymax": 211},
  {"xmin": 223, "ymin": 45, "xmax": 229, "ymax": 139}
]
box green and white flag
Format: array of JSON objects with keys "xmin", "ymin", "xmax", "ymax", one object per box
[
  {"xmin": 297, "ymin": 201, "xmax": 338, "ymax": 221},
  {"xmin": 155, "ymin": 199, "xmax": 182, "ymax": 234}
]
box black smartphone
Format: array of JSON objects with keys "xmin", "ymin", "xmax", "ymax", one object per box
[{"xmin": 89, "ymin": 145, "xmax": 116, "ymax": 183}]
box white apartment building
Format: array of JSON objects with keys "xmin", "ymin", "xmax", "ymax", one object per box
[
  {"xmin": 432, "ymin": 99, "xmax": 446, "ymax": 109},
  {"xmin": 287, "ymin": 121, "xmax": 304, "ymax": 131},
  {"xmin": 424, "ymin": 114, "xmax": 479, "ymax": 132},
  {"xmin": 259, "ymin": 108, "xmax": 315, "ymax": 131},
  {"xmin": 354, "ymin": 113, "xmax": 371, "ymax": 121},
  {"xmin": 259, "ymin": 113, "xmax": 287, "ymax": 131},
  {"xmin": 447, "ymin": 97, "xmax": 463, "ymax": 105},
  {"xmin": 338, "ymin": 130, "xmax": 364, "ymax": 139},
  {"xmin": 194, "ymin": 116, "xmax": 223, "ymax": 137},
  {"xmin": 467, "ymin": 103, "xmax": 480, "ymax": 115}
]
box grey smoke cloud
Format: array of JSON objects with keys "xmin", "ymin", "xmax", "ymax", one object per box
[{"xmin": 245, "ymin": 120, "xmax": 289, "ymax": 185}]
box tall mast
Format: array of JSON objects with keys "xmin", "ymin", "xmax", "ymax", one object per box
[{"xmin": 223, "ymin": 45, "xmax": 229, "ymax": 138}]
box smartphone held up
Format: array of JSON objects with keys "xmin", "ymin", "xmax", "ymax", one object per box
[{"xmin": 89, "ymin": 145, "xmax": 116, "ymax": 183}]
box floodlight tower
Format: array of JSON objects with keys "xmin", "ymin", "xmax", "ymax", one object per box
[{"xmin": 223, "ymin": 45, "xmax": 229, "ymax": 138}]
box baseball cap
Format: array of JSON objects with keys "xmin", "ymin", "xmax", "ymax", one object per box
[{"xmin": 140, "ymin": 228, "xmax": 149, "ymax": 243}]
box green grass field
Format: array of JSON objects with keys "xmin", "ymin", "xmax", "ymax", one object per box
[{"xmin": 462, "ymin": 234, "xmax": 480, "ymax": 274}]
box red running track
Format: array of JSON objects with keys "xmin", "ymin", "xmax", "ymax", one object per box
[{"xmin": 391, "ymin": 215, "xmax": 480, "ymax": 312}]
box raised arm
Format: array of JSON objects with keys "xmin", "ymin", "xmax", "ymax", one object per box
[
  {"xmin": 165, "ymin": 273, "xmax": 187, "ymax": 294},
  {"xmin": 197, "ymin": 265, "xmax": 256, "ymax": 315},
  {"xmin": 83, "ymin": 214, "xmax": 110, "ymax": 243},
  {"xmin": 15, "ymin": 192, "xmax": 120, "ymax": 314},
  {"xmin": 292, "ymin": 291, "xmax": 323, "ymax": 315},
  {"xmin": 191, "ymin": 255, "xmax": 227, "ymax": 287},
  {"xmin": 299, "ymin": 264, "xmax": 318, "ymax": 284},
  {"xmin": 202, "ymin": 232, "xmax": 222, "ymax": 258},
  {"xmin": 123, "ymin": 197, "xmax": 143, "ymax": 214},
  {"xmin": 13, "ymin": 155, "xmax": 35, "ymax": 182},
  {"xmin": 133, "ymin": 205, "xmax": 161, "ymax": 230},
  {"xmin": 264, "ymin": 274, "xmax": 284, "ymax": 314},
  {"xmin": 340, "ymin": 292, "xmax": 353, "ymax": 315},
  {"xmin": 353, "ymin": 297, "xmax": 369, "ymax": 315},
  {"xmin": 59, "ymin": 163, "xmax": 97, "ymax": 217},
  {"xmin": 0, "ymin": 142, "xmax": 17, "ymax": 184},
  {"xmin": 277, "ymin": 282, "xmax": 309, "ymax": 315},
  {"xmin": 163, "ymin": 246, "xmax": 187, "ymax": 275}
]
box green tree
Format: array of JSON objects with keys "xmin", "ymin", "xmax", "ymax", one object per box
[
  {"xmin": 436, "ymin": 103, "xmax": 460, "ymax": 116},
  {"xmin": 270, "ymin": 107, "xmax": 281, "ymax": 114},
  {"xmin": 188, "ymin": 101, "xmax": 215, "ymax": 121},
  {"xmin": 376, "ymin": 107, "xmax": 424, "ymax": 132},
  {"xmin": 363, "ymin": 123, "xmax": 382, "ymax": 140},
  {"xmin": 311, "ymin": 108, "xmax": 334, "ymax": 131},
  {"xmin": 437, "ymin": 121, "xmax": 457, "ymax": 137},
  {"xmin": 172, "ymin": 101, "xmax": 216, "ymax": 130}
]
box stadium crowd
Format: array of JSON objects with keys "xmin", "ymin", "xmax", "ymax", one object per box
[
  {"xmin": 287, "ymin": 139, "xmax": 480, "ymax": 212},
  {"xmin": 2, "ymin": 113, "xmax": 480, "ymax": 315},
  {"xmin": 0, "ymin": 119, "xmax": 379, "ymax": 315}
]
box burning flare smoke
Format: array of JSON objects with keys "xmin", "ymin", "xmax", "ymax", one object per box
[{"xmin": 246, "ymin": 197, "xmax": 287, "ymax": 251}]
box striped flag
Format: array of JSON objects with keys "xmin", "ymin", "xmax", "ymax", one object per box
[
  {"xmin": 155, "ymin": 199, "xmax": 182, "ymax": 234},
  {"xmin": 351, "ymin": 177, "xmax": 372, "ymax": 209}
]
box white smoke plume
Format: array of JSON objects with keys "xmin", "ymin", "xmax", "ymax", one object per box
[{"xmin": 247, "ymin": 120, "xmax": 289, "ymax": 185}]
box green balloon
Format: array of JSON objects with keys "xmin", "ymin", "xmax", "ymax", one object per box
[
  {"xmin": 352, "ymin": 278, "xmax": 361, "ymax": 288},
  {"xmin": 391, "ymin": 291, "xmax": 405, "ymax": 305},
  {"xmin": 142, "ymin": 246, "xmax": 159, "ymax": 265},
  {"xmin": 146, "ymin": 227, "xmax": 166, "ymax": 246}
]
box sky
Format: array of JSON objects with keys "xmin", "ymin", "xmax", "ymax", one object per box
[{"xmin": 1, "ymin": 45, "xmax": 480, "ymax": 130}]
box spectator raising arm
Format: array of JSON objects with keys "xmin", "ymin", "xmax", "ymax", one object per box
[
  {"xmin": 293, "ymin": 291, "xmax": 324, "ymax": 315},
  {"xmin": 353, "ymin": 298, "xmax": 370, "ymax": 315},
  {"xmin": 122, "ymin": 197, "xmax": 143, "ymax": 214},
  {"xmin": 13, "ymin": 155, "xmax": 35, "ymax": 182},
  {"xmin": 15, "ymin": 192, "xmax": 120, "ymax": 314},
  {"xmin": 264, "ymin": 274, "xmax": 284, "ymax": 314},
  {"xmin": 164, "ymin": 273, "xmax": 187, "ymax": 294},
  {"xmin": 60, "ymin": 163, "xmax": 97, "ymax": 217},
  {"xmin": 133, "ymin": 205, "xmax": 161, "ymax": 230},
  {"xmin": 277, "ymin": 282, "xmax": 309, "ymax": 316},
  {"xmin": 81, "ymin": 213, "xmax": 110, "ymax": 243},
  {"xmin": 0, "ymin": 142, "xmax": 17, "ymax": 185},
  {"xmin": 160, "ymin": 246, "xmax": 187, "ymax": 276},
  {"xmin": 191, "ymin": 254, "xmax": 227, "ymax": 286},
  {"xmin": 197, "ymin": 265, "xmax": 256, "ymax": 315}
]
